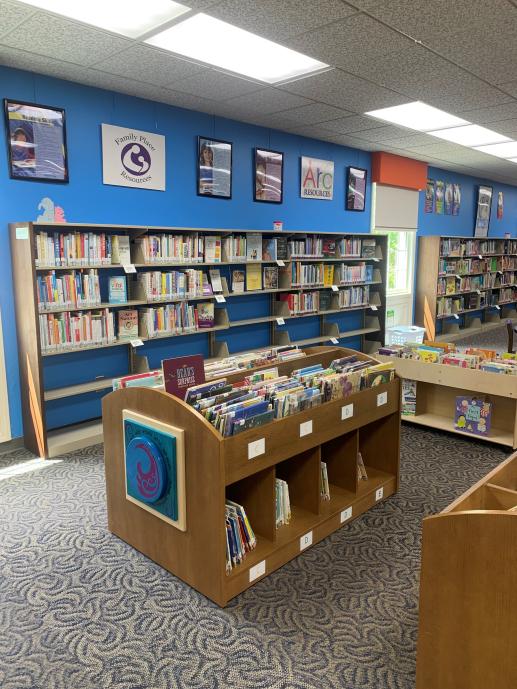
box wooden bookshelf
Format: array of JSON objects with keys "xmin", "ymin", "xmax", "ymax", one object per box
[
  {"xmin": 10, "ymin": 223, "xmax": 387, "ymax": 458},
  {"xmin": 377, "ymin": 355, "xmax": 517, "ymax": 448},
  {"xmin": 416, "ymin": 450, "xmax": 517, "ymax": 689},
  {"xmin": 102, "ymin": 345, "xmax": 401, "ymax": 607},
  {"xmin": 415, "ymin": 235, "xmax": 517, "ymax": 340}
]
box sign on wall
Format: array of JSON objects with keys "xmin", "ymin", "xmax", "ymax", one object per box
[
  {"xmin": 300, "ymin": 156, "xmax": 334, "ymax": 200},
  {"xmin": 101, "ymin": 123, "xmax": 165, "ymax": 190}
]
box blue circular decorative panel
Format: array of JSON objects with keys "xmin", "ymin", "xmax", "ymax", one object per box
[{"xmin": 126, "ymin": 435, "xmax": 168, "ymax": 504}]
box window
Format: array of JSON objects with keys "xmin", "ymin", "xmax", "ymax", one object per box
[{"xmin": 373, "ymin": 229, "xmax": 415, "ymax": 295}]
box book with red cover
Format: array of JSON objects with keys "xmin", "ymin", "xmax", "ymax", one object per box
[{"xmin": 162, "ymin": 354, "xmax": 205, "ymax": 399}]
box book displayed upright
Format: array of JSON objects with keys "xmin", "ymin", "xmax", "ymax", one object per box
[
  {"xmin": 118, "ymin": 309, "xmax": 138, "ymax": 340},
  {"xmin": 162, "ymin": 354, "xmax": 205, "ymax": 399},
  {"xmin": 246, "ymin": 264, "xmax": 262, "ymax": 290},
  {"xmin": 109, "ymin": 276, "xmax": 127, "ymax": 304},
  {"xmin": 246, "ymin": 234, "xmax": 262, "ymax": 262}
]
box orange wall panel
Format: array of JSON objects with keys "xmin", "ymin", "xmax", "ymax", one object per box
[{"xmin": 372, "ymin": 152, "xmax": 428, "ymax": 191}]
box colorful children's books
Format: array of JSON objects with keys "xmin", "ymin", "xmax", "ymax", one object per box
[
  {"xmin": 162, "ymin": 354, "xmax": 205, "ymax": 399},
  {"xmin": 118, "ymin": 309, "xmax": 138, "ymax": 340},
  {"xmin": 109, "ymin": 276, "xmax": 127, "ymax": 304},
  {"xmin": 197, "ymin": 302, "xmax": 215, "ymax": 328},
  {"xmin": 204, "ymin": 236, "xmax": 221, "ymax": 263},
  {"xmin": 454, "ymin": 397, "xmax": 491, "ymax": 436}
]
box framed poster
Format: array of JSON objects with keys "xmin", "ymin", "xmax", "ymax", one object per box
[
  {"xmin": 346, "ymin": 166, "xmax": 367, "ymax": 211},
  {"xmin": 474, "ymin": 185, "xmax": 493, "ymax": 237},
  {"xmin": 435, "ymin": 180, "xmax": 444, "ymax": 214},
  {"xmin": 4, "ymin": 99, "xmax": 68, "ymax": 182},
  {"xmin": 497, "ymin": 191, "xmax": 504, "ymax": 219},
  {"xmin": 424, "ymin": 179, "xmax": 435, "ymax": 213},
  {"xmin": 197, "ymin": 136, "xmax": 232, "ymax": 198},
  {"xmin": 254, "ymin": 148, "xmax": 283, "ymax": 203},
  {"xmin": 452, "ymin": 183, "xmax": 461, "ymax": 216},
  {"xmin": 444, "ymin": 182, "xmax": 453, "ymax": 215},
  {"xmin": 300, "ymin": 156, "xmax": 334, "ymax": 200}
]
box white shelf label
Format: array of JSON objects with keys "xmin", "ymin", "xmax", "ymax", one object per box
[
  {"xmin": 340, "ymin": 506, "xmax": 353, "ymax": 523},
  {"xmin": 478, "ymin": 255, "xmax": 483, "ymax": 259},
  {"xmin": 123, "ymin": 263, "xmax": 137, "ymax": 273},
  {"xmin": 300, "ymin": 531, "xmax": 313, "ymax": 551},
  {"xmin": 455, "ymin": 274, "xmax": 461, "ymax": 280},
  {"xmin": 341, "ymin": 403, "xmax": 354, "ymax": 420},
  {"xmin": 215, "ymin": 294, "xmax": 226, "ymax": 303},
  {"xmin": 370, "ymin": 304, "xmax": 378, "ymax": 311},
  {"xmin": 330, "ymin": 337, "xmax": 339, "ymax": 344},
  {"xmin": 16, "ymin": 226, "xmax": 29, "ymax": 240},
  {"xmin": 276, "ymin": 259, "xmax": 285, "ymax": 267},
  {"xmin": 249, "ymin": 559, "xmax": 266, "ymax": 582},
  {"xmin": 248, "ymin": 438, "xmax": 265, "ymax": 460},
  {"xmin": 276, "ymin": 317, "xmax": 285, "ymax": 326},
  {"xmin": 377, "ymin": 391, "xmax": 388, "ymax": 406},
  {"xmin": 331, "ymin": 285, "xmax": 339, "ymax": 292},
  {"xmin": 476, "ymin": 290, "xmax": 481, "ymax": 295},
  {"xmin": 375, "ymin": 487, "xmax": 384, "ymax": 502},
  {"xmin": 495, "ymin": 305, "xmax": 501, "ymax": 310},
  {"xmin": 299, "ymin": 420, "xmax": 313, "ymax": 437},
  {"xmin": 130, "ymin": 339, "xmax": 144, "ymax": 347},
  {"xmin": 453, "ymin": 313, "xmax": 459, "ymax": 319}
]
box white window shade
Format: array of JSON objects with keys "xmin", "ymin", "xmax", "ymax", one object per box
[{"xmin": 371, "ymin": 184, "xmax": 419, "ymax": 231}]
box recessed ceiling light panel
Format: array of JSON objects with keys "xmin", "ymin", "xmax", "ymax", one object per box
[
  {"xmin": 429, "ymin": 124, "xmax": 510, "ymax": 147},
  {"xmin": 15, "ymin": 0, "xmax": 191, "ymax": 38},
  {"xmin": 146, "ymin": 14, "xmax": 329, "ymax": 84},
  {"xmin": 474, "ymin": 141, "xmax": 517, "ymax": 158},
  {"xmin": 365, "ymin": 101, "xmax": 469, "ymax": 132}
]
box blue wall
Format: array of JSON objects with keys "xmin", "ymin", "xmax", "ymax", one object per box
[
  {"xmin": 0, "ymin": 66, "xmax": 371, "ymax": 439},
  {"xmin": 418, "ymin": 166, "xmax": 517, "ymax": 237}
]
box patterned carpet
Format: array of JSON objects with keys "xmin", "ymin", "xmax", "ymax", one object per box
[{"xmin": 0, "ymin": 427, "xmax": 508, "ymax": 689}]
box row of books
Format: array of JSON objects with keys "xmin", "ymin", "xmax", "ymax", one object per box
[
  {"xmin": 35, "ymin": 232, "xmax": 131, "ymax": 267},
  {"xmin": 39, "ymin": 308, "xmax": 116, "ymax": 352},
  {"xmin": 233, "ymin": 265, "xmax": 281, "ymax": 292},
  {"xmin": 134, "ymin": 234, "xmax": 205, "ymax": 263},
  {"xmin": 339, "ymin": 262, "xmax": 374, "ymax": 284},
  {"xmin": 437, "ymin": 274, "xmax": 495, "ymax": 295},
  {"xmin": 379, "ymin": 341, "xmax": 517, "ymax": 375},
  {"xmin": 291, "ymin": 262, "xmax": 324, "ymax": 287},
  {"xmin": 225, "ymin": 500, "xmax": 256, "ymax": 573},
  {"xmin": 276, "ymin": 479, "xmax": 291, "ymax": 527},
  {"xmin": 337, "ymin": 285, "xmax": 370, "ymax": 308},
  {"xmin": 205, "ymin": 346, "xmax": 306, "ymax": 380},
  {"xmin": 138, "ymin": 302, "xmax": 215, "ymax": 338},
  {"xmin": 437, "ymin": 289, "xmax": 515, "ymax": 315},
  {"xmin": 277, "ymin": 285, "xmax": 372, "ymax": 315},
  {"xmin": 438, "ymin": 256, "xmax": 517, "ymax": 276},
  {"xmin": 36, "ymin": 269, "xmax": 101, "ymax": 310},
  {"xmin": 440, "ymin": 238, "xmax": 516, "ymax": 258},
  {"xmin": 185, "ymin": 356, "xmax": 395, "ymax": 437},
  {"xmin": 136, "ymin": 269, "xmax": 213, "ymax": 301}
]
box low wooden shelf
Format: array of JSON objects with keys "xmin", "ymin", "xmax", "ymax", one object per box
[
  {"xmin": 416, "ymin": 450, "xmax": 517, "ymax": 689},
  {"xmin": 103, "ymin": 346, "xmax": 401, "ymax": 606},
  {"xmin": 377, "ymin": 356, "xmax": 517, "ymax": 449}
]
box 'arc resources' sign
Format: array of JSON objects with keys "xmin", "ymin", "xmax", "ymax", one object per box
[
  {"xmin": 300, "ymin": 156, "xmax": 334, "ymax": 200},
  {"xmin": 101, "ymin": 123, "xmax": 165, "ymax": 191}
]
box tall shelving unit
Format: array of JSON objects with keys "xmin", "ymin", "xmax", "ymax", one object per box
[
  {"xmin": 10, "ymin": 222, "xmax": 387, "ymax": 458},
  {"xmin": 103, "ymin": 345, "xmax": 401, "ymax": 607},
  {"xmin": 415, "ymin": 235, "xmax": 517, "ymax": 341}
]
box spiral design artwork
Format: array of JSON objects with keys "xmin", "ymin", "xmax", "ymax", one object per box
[
  {"xmin": 0, "ymin": 427, "xmax": 508, "ymax": 689},
  {"xmin": 126, "ymin": 436, "xmax": 167, "ymax": 504}
]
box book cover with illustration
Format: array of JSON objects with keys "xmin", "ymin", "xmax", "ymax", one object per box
[
  {"xmin": 109, "ymin": 276, "xmax": 127, "ymax": 304},
  {"xmin": 246, "ymin": 234, "xmax": 262, "ymax": 261},
  {"xmin": 263, "ymin": 266, "xmax": 278, "ymax": 289},
  {"xmin": 232, "ymin": 270, "xmax": 245, "ymax": 293},
  {"xmin": 361, "ymin": 238, "xmax": 376, "ymax": 258},
  {"xmin": 401, "ymin": 379, "xmax": 417, "ymax": 416},
  {"xmin": 323, "ymin": 264, "xmax": 335, "ymax": 287},
  {"xmin": 246, "ymin": 264, "xmax": 262, "ymax": 290},
  {"xmin": 454, "ymin": 397, "xmax": 491, "ymax": 436},
  {"xmin": 118, "ymin": 309, "xmax": 138, "ymax": 340},
  {"xmin": 197, "ymin": 302, "xmax": 215, "ymax": 328},
  {"xmin": 262, "ymin": 238, "xmax": 277, "ymax": 261},
  {"xmin": 322, "ymin": 238, "xmax": 336, "ymax": 257},
  {"xmin": 162, "ymin": 354, "xmax": 205, "ymax": 399}
]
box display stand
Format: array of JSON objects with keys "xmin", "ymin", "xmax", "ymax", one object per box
[
  {"xmin": 103, "ymin": 346, "xmax": 401, "ymax": 606},
  {"xmin": 416, "ymin": 450, "xmax": 517, "ymax": 689},
  {"xmin": 377, "ymin": 356, "xmax": 517, "ymax": 448}
]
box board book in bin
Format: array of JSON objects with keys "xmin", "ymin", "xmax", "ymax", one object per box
[
  {"xmin": 454, "ymin": 397, "xmax": 492, "ymax": 436},
  {"xmin": 162, "ymin": 354, "xmax": 205, "ymax": 399}
]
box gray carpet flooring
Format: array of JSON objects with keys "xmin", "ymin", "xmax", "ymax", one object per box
[
  {"xmin": 454, "ymin": 319, "xmax": 516, "ymax": 350},
  {"xmin": 0, "ymin": 427, "xmax": 509, "ymax": 689}
]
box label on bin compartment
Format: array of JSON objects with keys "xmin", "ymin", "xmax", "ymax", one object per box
[
  {"xmin": 300, "ymin": 531, "xmax": 313, "ymax": 551},
  {"xmin": 375, "ymin": 487, "xmax": 384, "ymax": 501},
  {"xmin": 377, "ymin": 392, "xmax": 387, "ymax": 406},
  {"xmin": 299, "ymin": 420, "xmax": 313, "ymax": 437},
  {"xmin": 341, "ymin": 403, "xmax": 354, "ymax": 420},
  {"xmin": 249, "ymin": 560, "xmax": 266, "ymax": 582},
  {"xmin": 248, "ymin": 438, "xmax": 265, "ymax": 460},
  {"xmin": 340, "ymin": 507, "xmax": 353, "ymax": 523}
]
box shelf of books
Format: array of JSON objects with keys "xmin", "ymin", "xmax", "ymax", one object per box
[
  {"xmin": 102, "ymin": 345, "xmax": 400, "ymax": 606},
  {"xmin": 415, "ymin": 235, "xmax": 517, "ymax": 342},
  {"xmin": 416, "ymin": 450, "xmax": 517, "ymax": 689},
  {"xmin": 10, "ymin": 222, "xmax": 387, "ymax": 458},
  {"xmin": 377, "ymin": 341, "xmax": 517, "ymax": 448}
]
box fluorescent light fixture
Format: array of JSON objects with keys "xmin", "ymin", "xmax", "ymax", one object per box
[
  {"xmin": 15, "ymin": 0, "xmax": 190, "ymax": 38},
  {"xmin": 474, "ymin": 141, "xmax": 517, "ymax": 158},
  {"xmin": 365, "ymin": 101, "xmax": 469, "ymax": 132},
  {"xmin": 146, "ymin": 13, "xmax": 329, "ymax": 84},
  {"xmin": 429, "ymin": 124, "xmax": 510, "ymax": 147}
]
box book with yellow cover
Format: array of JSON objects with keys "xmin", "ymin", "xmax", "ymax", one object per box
[
  {"xmin": 323, "ymin": 264, "xmax": 335, "ymax": 287},
  {"xmin": 246, "ymin": 264, "xmax": 262, "ymax": 290}
]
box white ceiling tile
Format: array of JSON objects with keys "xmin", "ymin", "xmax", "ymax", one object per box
[
  {"xmin": 280, "ymin": 69, "xmax": 408, "ymax": 112},
  {"xmin": 459, "ymin": 102, "xmax": 517, "ymax": 124},
  {"xmin": 406, "ymin": 142, "xmax": 474, "ymax": 157},
  {"xmin": 285, "ymin": 14, "xmax": 415, "ymax": 72},
  {"xmin": 167, "ymin": 69, "xmax": 262, "ymax": 100},
  {"xmin": 317, "ymin": 115, "xmax": 389, "ymax": 135},
  {"xmin": 0, "ymin": 0, "xmax": 37, "ymax": 39},
  {"xmin": 497, "ymin": 80, "xmax": 517, "ymax": 99},
  {"xmin": 480, "ymin": 117, "xmax": 517, "ymax": 138},
  {"xmin": 266, "ymin": 103, "xmax": 353, "ymax": 127},
  {"xmin": 378, "ymin": 133, "xmax": 439, "ymax": 148},
  {"xmin": 202, "ymin": 0, "xmax": 359, "ymax": 41},
  {"xmin": 0, "ymin": 12, "xmax": 131, "ymax": 65},
  {"xmin": 152, "ymin": 88, "xmax": 221, "ymax": 113},
  {"xmin": 224, "ymin": 88, "xmax": 312, "ymax": 114},
  {"xmin": 91, "ymin": 45, "xmax": 206, "ymax": 87},
  {"xmin": 347, "ymin": 125, "xmax": 416, "ymax": 143}
]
